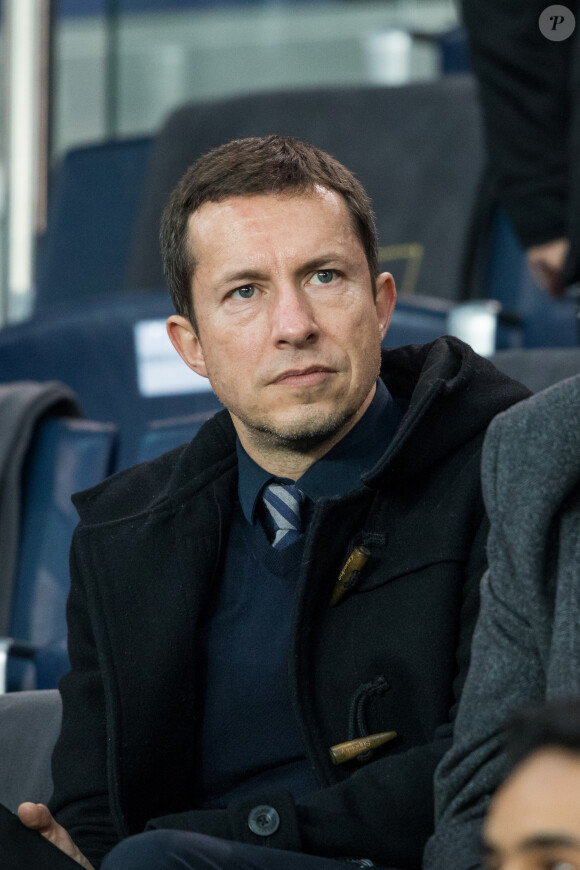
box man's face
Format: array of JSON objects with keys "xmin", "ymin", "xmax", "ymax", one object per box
[
  {"xmin": 482, "ymin": 747, "xmax": 580, "ymax": 870},
  {"xmin": 167, "ymin": 189, "xmax": 395, "ymax": 465}
]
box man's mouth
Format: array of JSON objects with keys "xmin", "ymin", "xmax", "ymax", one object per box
[{"xmin": 272, "ymin": 366, "xmax": 334, "ymax": 386}]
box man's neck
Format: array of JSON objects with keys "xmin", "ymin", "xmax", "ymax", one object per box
[{"xmin": 234, "ymin": 431, "xmax": 340, "ymax": 481}]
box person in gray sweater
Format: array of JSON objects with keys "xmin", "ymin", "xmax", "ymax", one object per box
[{"xmin": 424, "ymin": 372, "xmax": 580, "ymax": 870}]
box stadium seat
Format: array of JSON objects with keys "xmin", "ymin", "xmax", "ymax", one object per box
[
  {"xmin": 0, "ymin": 293, "xmax": 223, "ymax": 471},
  {"xmin": 137, "ymin": 408, "xmax": 218, "ymax": 463},
  {"xmin": 383, "ymin": 294, "xmax": 451, "ymax": 348},
  {"xmin": 438, "ymin": 26, "xmax": 470, "ymax": 75},
  {"xmin": 0, "ymin": 690, "xmax": 60, "ymax": 809},
  {"xmin": 3, "ymin": 417, "xmax": 117, "ymax": 692},
  {"xmin": 490, "ymin": 347, "xmax": 580, "ymax": 394},
  {"xmin": 35, "ymin": 137, "xmax": 152, "ymax": 313}
]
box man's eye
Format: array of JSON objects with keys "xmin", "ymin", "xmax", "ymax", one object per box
[
  {"xmin": 231, "ymin": 285, "xmax": 256, "ymax": 300},
  {"xmin": 310, "ymin": 270, "xmax": 337, "ymax": 285}
]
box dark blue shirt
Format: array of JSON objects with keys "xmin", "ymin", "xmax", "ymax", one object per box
[{"xmin": 197, "ymin": 380, "xmax": 401, "ymax": 809}]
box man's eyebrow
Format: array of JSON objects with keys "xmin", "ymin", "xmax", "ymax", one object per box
[
  {"xmin": 481, "ymin": 832, "xmax": 580, "ymax": 859},
  {"xmin": 300, "ymin": 253, "xmax": 349, "ymax": 271},
  {"xmin": 219, "ymin": 254, "xmax": 351, "ymax": 286},
  {"xmin": 519, "ymin": 833, "xmax": 580, "ymax": 850},
  {"xmin": 220, "ymin": 268, "xmax": 269, "ymax": 285}
]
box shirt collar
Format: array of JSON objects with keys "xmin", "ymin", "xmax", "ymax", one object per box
[{"xmin": 237, "ymin": 379, "xmax": 402, "ymax": 523}]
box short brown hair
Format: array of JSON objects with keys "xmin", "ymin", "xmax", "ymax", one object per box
[{"xmin": 160, "ymin": 135, "xmax": 379, "ymax": 331}]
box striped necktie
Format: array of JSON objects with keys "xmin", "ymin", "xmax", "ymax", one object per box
[{"xmin": 261, "ymin": 482, "xmax": 306, "ymax": 550}]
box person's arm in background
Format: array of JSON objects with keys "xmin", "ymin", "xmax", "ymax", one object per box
[
  {"xmin": 462, "ymin": 0, "xmax": 575, "ymax": 294},
  {"xmin": 527, "ymin": 238, "xmax": 570, "ymax": 297}
]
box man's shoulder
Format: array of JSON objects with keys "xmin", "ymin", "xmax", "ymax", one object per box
[
  {"xmin": 381, "ymin": 335, "xmax": 531, "ymax": 411},
  {"xmin": 378, "ymin": 336, "xmax": 531, "ymax": 477},
  {"xmin": 72, "ymin": 409, "xmax": 237, "ymax": 526}
]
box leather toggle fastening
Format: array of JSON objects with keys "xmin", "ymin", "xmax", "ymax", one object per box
[
  {"xmin": 330, "ymin": 546, "xmax": 371, "ymax": 607},
  {"xmin": 330, "ymin": 731, "xmax": 397, "ymax": 765}
]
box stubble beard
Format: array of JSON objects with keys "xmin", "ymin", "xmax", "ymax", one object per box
[
  {"xmin": 234, "ymin": 401, "xmax": 361, "ymax": 455},
  {"xmin": 214, "ymin": 349, "xmax": 382, "ymax": 458},
  {"xmin": 242, "ymin": 355, "xmax": 382, "ymax": 454}
]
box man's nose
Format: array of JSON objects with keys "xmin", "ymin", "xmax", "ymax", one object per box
[{"xmin": 270, "ymin": 284, "xmax": 319, "ymax": 346}]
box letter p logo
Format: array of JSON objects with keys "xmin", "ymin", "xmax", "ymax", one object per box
[{"xmin": 539, "ymin": 5, "xmax": 576, "ymax": 39}]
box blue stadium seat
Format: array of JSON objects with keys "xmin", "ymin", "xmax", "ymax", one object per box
[
  {"xmin": 35, "ymin": 137, "xmax": 152, "ymax": 313},
  {"xmin": 0, "ymin": 293, "xmax": 223, "ymax": 471},
  {"xmin": 4, "ymin": 417, "xmax": 117, "ymax": 692},
  {"xmin": 382, "ymin": 293, "xmax": 452, "ymax": 348},
  {"xmin": 137, "ymin": 409, "xmax": 219, "ymax": 464},
  {"xmin": 439, "ymin": 27, "xmax": 470, "ymax": 75}
]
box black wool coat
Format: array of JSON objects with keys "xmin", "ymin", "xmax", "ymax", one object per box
[{"xmin": 49, "ymin": 337, "xmax": 530, "ymax": 869}]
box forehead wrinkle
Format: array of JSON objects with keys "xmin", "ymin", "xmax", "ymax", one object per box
[{"xmin": 190, "ymin": 188, "xmax": 353, "ymax": 242}]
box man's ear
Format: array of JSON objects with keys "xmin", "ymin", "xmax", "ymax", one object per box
[
  {"xmin": 375, "ymin": 272, "xmax": 397, "ymax": 341},
  {"xmin": 166, "ymin": 315, "xmax": 208, "ymax": 379}
]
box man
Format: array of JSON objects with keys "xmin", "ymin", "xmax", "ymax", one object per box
[
  {"xmin": 425, "ymin": 373, "xmax": 580, "ymax": 869},
  {"xmin": 483, "ymin": 698, "xmax": 580, "ymax": 870},
  {"xmin": 17, "ymin": 135, "xmax": 527, "ymax": 869}
]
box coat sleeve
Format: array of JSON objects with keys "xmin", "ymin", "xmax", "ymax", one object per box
[
  {"xmin": 146, "ymin": 514, "xmax": 490, "ymax": 870},
  {"xmin": 461, "ymin": 0, "xmax": 573, "ymax": 249},
  {"xmin": 423, "ymin": 416, "xmax": 547, "ymax": 870},
  {"xmin": 49, "ymin": 533, "xmax": 122, "ymax": 870}
]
